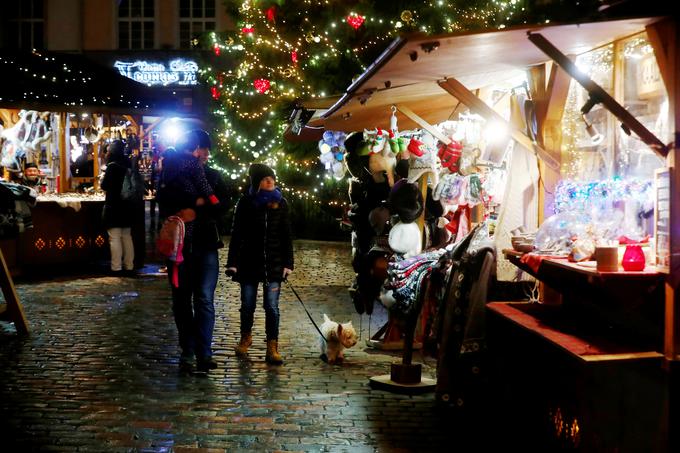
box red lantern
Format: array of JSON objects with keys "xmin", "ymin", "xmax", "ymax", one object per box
[
  {"xmin": 291, "ymin": 51, "xmax": 298, "ymax": 64},
  {"xmin": 346, "ymin": 13, "xmax": 365, "ymax": 30},
  {"xmin": 213, "ymin": 43, "xmax": 221, "ymax": 56},
  {"xmin": 253, "ymin": 78, "xmax": 271, "ymax": 94},
  {"xmin": 266, "ymin": 6, "xmax": 276, "ymax": 22},
  {"xmin": 241, "ymin": 24, "xmax": 255, "ymax": 34},
  {"xmin": 210, "ymin": 86, "xmax": 221, "ymax": 100}
]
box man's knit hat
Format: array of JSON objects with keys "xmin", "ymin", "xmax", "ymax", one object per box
[{"xmin": 249, "ymin": 163, "xmax": 276, "ymax": 190}]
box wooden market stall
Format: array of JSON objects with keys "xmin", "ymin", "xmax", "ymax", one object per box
[
  {"xmin": 0, "ymin": 50, "xmax": 177, "ymax": 275},
  {"xmin": 294, "ymin": 12, "xmax": 679, "ymax": 450}
]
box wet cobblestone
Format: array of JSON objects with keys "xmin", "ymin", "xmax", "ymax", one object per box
[{"xmin": 1, "ymin": 241, "xmax": 465, "ymax": 452}]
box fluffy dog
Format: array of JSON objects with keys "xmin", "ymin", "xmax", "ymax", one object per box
[{"xmin": 319, "ymin": 314, "xmax": 358, "ymax": 364}]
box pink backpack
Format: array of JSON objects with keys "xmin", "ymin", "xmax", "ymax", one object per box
[{"xmin": 156, "ymin": 215, "xmax": 185, "ymax": 287}]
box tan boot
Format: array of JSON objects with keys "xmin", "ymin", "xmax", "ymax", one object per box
[
  {"xmin": 266, "ymin": 340, "xmax": 283, "ymax": 365},
  {"xmin": 234, "ymin": 333, "xmax": 252, "ymax": 356}
]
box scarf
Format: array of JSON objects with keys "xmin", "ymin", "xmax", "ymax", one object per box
[{"xmin": 251, "ymin": 187, "xmax": 283, "ymax": 208}]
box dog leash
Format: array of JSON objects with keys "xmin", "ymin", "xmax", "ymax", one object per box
[{"xmin": 283, "ymin": 278, "xmax": 327, "ymax": 343}]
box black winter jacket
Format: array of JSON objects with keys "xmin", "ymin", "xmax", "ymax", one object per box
[
  {"xmin": 227, "ymin": 193, "xmax": 294, "ymax": 283},
  {"xmin": 101, "ymin": 161, "xmax": 135, "ymax": 229},
  {"xmin": 192, "ymin": 167, "xmax": 231, "ymax": 252}
]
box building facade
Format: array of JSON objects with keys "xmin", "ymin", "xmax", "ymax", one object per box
[{"xmin": 1, "ymin": 0, "xmax": 233, "ymax": 116}]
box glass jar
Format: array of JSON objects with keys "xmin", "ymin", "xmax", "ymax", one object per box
[{"xmin": 622, "ymin": 244, "xmax": 646, "ymax": 271}]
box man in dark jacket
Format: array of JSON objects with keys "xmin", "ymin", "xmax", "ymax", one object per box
[
  {"xmin": 157, "ymin": 130, "xmax": 229, "ymax": 373},
  {"xmin": 226, "ymin": 163, "xmax": 294, "ymax": 365}
]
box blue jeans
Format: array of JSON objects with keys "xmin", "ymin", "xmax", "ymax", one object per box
[
  {"xmin": 239, "ymin": 281, "xmax": 281, "ymax": 340},
  {"xmin": 169, "ymin": 250, "xmax": 218, "ymax": 360}
]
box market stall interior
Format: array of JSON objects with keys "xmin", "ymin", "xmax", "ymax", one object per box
[
  {"xmin": 291, "ymin": 14, "xmax": 676, "ymax": 450},
  {"xmin": 0, "ymin": 50, "xmax": 193, "ymax": 276}
]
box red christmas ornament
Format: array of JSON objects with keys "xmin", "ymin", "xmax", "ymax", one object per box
[
  {"xmin": 346, "ymin": 13, "xmax": 365, "ymax": 30},
  {"xmin": 265, "ymin": 6, "xmax": 276, "ymax": 22},
  {"xmin": 241, "ymin": 24, "xmax": 255, "ymax": 34},
  {"xmin": 213, "ymin": 43, "xmax": 221, "ymax": 56},
  {"xmin": 253, "ymin": 78, "xmax": 271, "ymax": 94},
  {"xmin": 291, "ymin": 51, "xmax": 298, "ymax": 64},
  {"xmin": 210, "ymin": 86, "xmax": 221, "ymax": 100}
]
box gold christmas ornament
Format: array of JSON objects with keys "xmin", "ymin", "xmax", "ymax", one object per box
[
  {"xmin": 281, "ymin": 68, "xmax": 294, "ymax": 78},
  {"xmin": 400, "ymin": 10, "xmax": 413, "ymax": 23},
  {"xmin": 305, "ymin": 32, "xmax": 315, "ymax": 43}
]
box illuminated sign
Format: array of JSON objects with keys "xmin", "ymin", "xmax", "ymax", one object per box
[{"xmin": 113, "ymin": 59, "xmax": 198, "ymax": 86}]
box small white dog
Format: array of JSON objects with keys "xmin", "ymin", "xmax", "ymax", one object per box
[{"xmin": 319, "ymin": 313, "xmax": 358, "ymax": 364}]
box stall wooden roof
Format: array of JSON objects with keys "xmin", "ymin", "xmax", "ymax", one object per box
[{"xmin": 308, "ymin": 17, "xmax": 659, "ymax": 132}]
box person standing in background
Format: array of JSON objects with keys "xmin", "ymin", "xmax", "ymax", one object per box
[
  {"xmin": 157, "ymin": 130, "xmax": 228, "ymax": 374},
  {"xmin": 101, "ymin": 140, "xmax": 135, "ymax": 276}
]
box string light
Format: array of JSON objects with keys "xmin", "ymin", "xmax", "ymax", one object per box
[{"xmin": 202, "ymin": 0, "xmax": 523, "ymax": 207}]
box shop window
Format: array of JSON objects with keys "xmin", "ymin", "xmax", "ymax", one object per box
[
  {"xmin": 560, "ymin": 45, "xmax": 614, "ymax": 181},
  {"xmin": 118, "ymin": 0, "xmax": 155, "ymax": 50},
  {"xmin": 618, "ymin": 33, "xmax": 667, "ymax": 180},
  {"xmin": 556, "ymin": 34, "xmax": 668, "ymax": 239},
  {"xmin": 5, "ymin": 0, "xmax": 44, "ymax": 49},
  {"xmin": 179, "ymin": 0, "xmax": 216, "ymax": 49}
]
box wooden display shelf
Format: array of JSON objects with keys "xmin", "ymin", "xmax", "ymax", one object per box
[
  {"xmin": 488, "ymin": 302, "xmax": 662, "ymax": 364},
  {"xmin": 501, "ymin": 249, "xmax": 665, "ymax": 353}
]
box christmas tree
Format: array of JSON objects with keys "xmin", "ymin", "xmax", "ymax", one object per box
[{"xmin": 200, "ymin": 0, "xmax": 572, "ymax": 237}]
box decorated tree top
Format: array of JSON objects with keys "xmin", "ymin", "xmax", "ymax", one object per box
[{"xmin": 201, "ymin": 0, "xmax": 527, "ymax": 200}]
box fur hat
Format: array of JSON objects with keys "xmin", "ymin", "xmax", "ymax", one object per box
[
  {"xmin": 388, "ymin": 180, "xmax": 423, "ymax": 223},
  {"xmin": 407, "ymin": 134, "xmax": 441, "ymax": 187},
  {"xmin": 388, "ymin": 221, "xmax": 422, "ymax": 257},
  {"xmin": 368, "ymin": 206, "xmax": 391, "ymax": 235},
  {"xmin": 249, "ymin": 163, "xmax": 276, "ymax": 190}
]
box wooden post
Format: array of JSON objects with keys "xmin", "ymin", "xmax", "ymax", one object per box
[
  {"xmin": 0, "ymin": 248, "xmax": 28, "ymax": 334},
  {"xmin": 647, "ymin": 17, "xmax": 679, "ymax": 453},
  {"xmin": 58, "ymin": 112, "xmax": 68, "ymax": 193}
]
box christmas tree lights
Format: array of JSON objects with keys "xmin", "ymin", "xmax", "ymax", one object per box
[{"xmin": 201, "ymin": 0, "xmax": 527, "ymax": 212}]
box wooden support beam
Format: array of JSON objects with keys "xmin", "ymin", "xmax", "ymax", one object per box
[
  {"xmin": 0, "ymin": 248, "xmax": 28, "ymax": 334},
  {"xmin": 647, "ymin": 18, "xmax": 674, "ymax": 101},
  {"xmin": 394, "ymin": 104, "xmax": 451, "ymax": 145},
  {"xmin": 58, "ymin": 112, "xmax": 68, "ymax": 193},
  {"xmin": 527, "ymin": 32, "xmax": 668, "ymax": 158},
  {"xmin": 438, "ymin": 77, "xmax": 560, "ymax": 171}
]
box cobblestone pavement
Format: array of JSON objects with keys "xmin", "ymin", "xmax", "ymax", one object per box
[{"xmin": 0, "ymin": 241, "xmax": 486, "ymax": 452}]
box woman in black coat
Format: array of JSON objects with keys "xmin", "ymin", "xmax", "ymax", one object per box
[
  {"xmin": 226, "ymin": 163, "xmax": 294, "ymax": 365},
  {"xmin": 101, "ymin": 140, "xmax": 134, "ymax": 274}
]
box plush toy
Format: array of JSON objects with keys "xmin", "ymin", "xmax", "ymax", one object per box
[{"xmin": 362, "ymin": 128, "xmax": 397, "ymax": 187}]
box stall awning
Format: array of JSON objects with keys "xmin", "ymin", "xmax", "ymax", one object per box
[
  {"xmin": 308, "ymin": 17, "xmax": 659, "ymax": 132},
  {"xmin": 0, "ymin": 50, "xmax": 178, "ymax": 115}
]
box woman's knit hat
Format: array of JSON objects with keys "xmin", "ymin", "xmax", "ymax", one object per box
[{"xmin": 249, "ymin": 163, "xmax": 276, "ymax": 190}]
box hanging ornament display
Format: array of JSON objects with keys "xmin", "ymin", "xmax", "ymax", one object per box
[
  {"xmin": 291, "ymin": 51, "xmax": 298, "ymax": 64},
  {"xmin": 346, "ymin": 13, "xmax": 365, "ymax": 30},
  {"xmin": 400, "ymin": 10, "xmax": 413, "ymax": 23},
  {"xmin": 318, "ymin": 130, "xmax": 348, "ymax": 180},
  {"xmin": 213, "ymin": 43, "xmax": 221, "ymax": 56},
  {"xmin": 241, "ymin": 24, "xmax": 255, "ymax": 34},
  {"xmin": 210, "ymin": 86, "xmax": 221, "ymax": 100},
  {"xmin": 265, "ymin": 6, "xmax": 276, "ymax": 22},
  {"xmin": 253, "ymin": 78, "xmax": 271, "ymax": 94}
]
